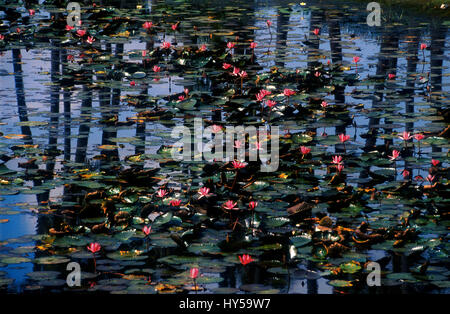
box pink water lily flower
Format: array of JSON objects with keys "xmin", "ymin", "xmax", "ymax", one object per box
[
  {"xmin": 199, "ymin": 44, "xmax": 207, "ymax": 52},
  {"xmin": 337, "ymin": 164, "xmax": 345, "ymax": 173},
  {"xmin": 86, "ymin": 36, "xmax": 95, "ymax": 44},
  {"xmin": 420, "ymin": 43, "xmax": 427, "ymax": 50},
  {"xmin": 198, "ymin": 187, "xmax": 212, "ymax": 199},
  {"xmin": 153, "ymin": 65, "xmax": 161, "ymax": 72},
  {"xmin": 353, "ymin": 56, "xmax": 360, "ymax": 64},
  {"xmin": 414, "ymin": 133, "xmax": 424, "ymax": 141},
  {"xmin": 29, "ymin": 9, "xmax": 35, "ymax": 16},
  {"xmin": 389, "ymin": 149, "xmax": 400, "ymax": 161},
  {"xmin": 65, "ymin": 25, "xmax": 74, "ymax": 31},
  {"xmin": 426, "ymin": 174, "xmax": 435, "ymax": 183},
  {"xmin": 300, "ymin": 146, "xmax": 311, "ymax": 155},
  {"xmin": 223, "ymin": 200, "xmax": 238, "ymax": 211},
  {"xmin": 129, "ymin": 81, "xmax": 136, "ymax": 86},
  {"xmin": 339, "ymin": 134, "xmax": 350, "ymax": 143},
  {"xmin": 178, "ymin": 95, "xmax": 185, "ymax": 101},
  {"xmin": 170, "ymin": 199, "xmax": 182, "ymax": 207},
  {"xmin": 231, "ymin": 67, "xmax": 240, "ymax": 76},
  {"xmin": 190, "ymin": 267, "xmax": 199, "ymax": 279},
  {"xmin": 87, "ymin": 242, "xmax": 101, "ymax": 253},
  {"xmin": 232, "ymin": 161, "xmax": 247, "ymax": 169},
  {"xmin": 388, "ymin": 74, "xmax": 396, "ymax": 80},
  {"xmin": 266, "ymin": 100, "xmax": 276, "ymax": 108},
  {"xmin": 239, "ymin": 254, "xmax": 254, "ymax": 266},
  {"xmin": 222, "ymin": 63, "xmax": 232, "ymax": 70},
  {"xmin": 260, "ymin": 89, "xmax": 271, "ymax": 97},
  {"xmin": 312, "ymin": 28, "xmax": 320, "ymax": 36},
  {"xmin": 211, "ymin": 125, "xmax": 223, "ymax": 133},
  {"xmin": 431, "ymin": 159, "xmax": 440, "ymax": 167},
  {"xmin": 256, "ymin": 92, "xmax": 265, "ymax": 102},
  {"xmin": 332, "ymin": 155, "xmax": 343, "ymax": 164},
  {"xmin": 283, "ymin": 89, "xmax": 295, "ymax": 97},
  {"xmin": 161, "ymin": 42, "xmax": 171, "ymax": 49},
  {"xmin": 398, "ymin": 131, "xmax": 412, "ymax": 141},
  {"xmin": 143, "ymin": 21, "xmax": 153, "ymax": 30},
  {"xmin": 250, "ymin": 42, "xmax": 257, "ymax": 49},
  {"xmin": 76, "ymin": 29, "xmax": 86, "ymax": 37},
  {"xmin": 157, "ymin": 189, "xmax": 168, "ymax": 198},
  {"xmin": 227, "ymin": 42, "xmax": 235, "ymax": 49},
  {"xmin": 234, "ymin": 140, "xmax": 243, "ymax": 148},
  {"xmin": 402, "ymin": 169, "xmax": 410, "ymax": 179},
  {"xmin": 171, "ymin": 23, "xmax": 178, "ymax": 31},
  {"xmin": 143, "ymin": 225, "xmax": 151, "ymax": 236},
  {"xmin": 239, "ymin": 71, "xmax": 248, "ymax": 78},
  {"xmin": 266, "ymin": 20, "xmax": 272, "ymax": 27},
  {"xmin": 248, "ymin": 201, "xmax": 258, "ymax": 210},
  {"xmin": 321, "ymin": 101, "xmax": 328, "ymax": 108}
]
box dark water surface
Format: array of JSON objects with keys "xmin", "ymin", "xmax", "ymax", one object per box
[{"xmin": 0, "ymin": 0, "xmax": 449, "ymax": 294}]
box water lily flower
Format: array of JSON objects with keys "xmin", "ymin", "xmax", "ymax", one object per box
[
  {"xmin": 339, "ymin": 134, "xmax": 350, "ymax": 143},
  {"xmin": 0, "ymin": 34, "xmax": 4, "ymax": 40},
  {"xmin": 178, "ymin": 95, "xmax": 185, "ymax": 101},
  {"xmin": 353, "ymin": 56, "xmax": 360, "ymax": 64},
  {"xmin": 190, "ymin": 268, "xmax": 199, "ymax": 279},
  {"xmin": 266, "ymin": 100, "xmax": 276, "ymax": 108},
  {"xmin": 170, "ymin": 199, "xmax": 182, "ymax": 206},
  {"xmin": 157, "ymin": 189, "xmax": 168, "ymax": 198},
  {"xmin": 389, "ymin": 149, "xmax": 400, "ymax": 161},
  {"xmin": 256, "ymin": 92, "xmax": 265, "ymax": 102},
  {"xmin": 431, "ymin": 159, "xmax": 440, "ymax": 167},
  {"xmin": 67, "ymin": 54, "xmax": 74, "ymax": 61},
  {"xmin": 222, "ymin": 63, "xmax": 232, "ymax": 70},
  {"xmin": 312, "ymin": 28, "xmax": 320, "ymax": 36},
  {"xmin": 239, "ymin": 71, "xmax": 248, "ymax": 78},
  {"xmin": 248, "ymin": 201, "xmax": 258, "ymax": 210},
  {"xmin": 87, "ymin": 242, "xmax": 101, "ymax": 253},
  {"xmin": 337, "ymin": 164, "xmax": 345, "ymax": 173},
  {"xmin": 198, "ymin": 187, "xmax": 212, "ymax": 199},
  {"xmin": 420, "ymin": 43, "xmax": 427, "ymax": 50},
  {"xmin": 76, "ymin": 29, "xmax": 86, "ymax": 37},
  {"xmin": 250, "ymin": 42, "xmax": 257, "ymax": 49},
  {"xmin": 321, "ymin": 101, "xmax": 328, "ymax": 108},
  {"xmin": 199, "ymin": 44, "xmax": 207, "ymax": 52},
  {"xmin": 143, "ymin": 226, "xmax": 151, "ymax": 236},
  {"xmin": 388, "ymin": 73, "xmax": 395, "ymax": 80},
  {"xmin": 300, "ymin": 146, "xmax": 311, "ymax": 155},
  {"xmin": 211, "ymin": 125, "xmax": 223, "ymax": 133},
  {"xmin": 266, "ymin": 20, "xmax": 272, "ymax": 27},
  {"xmin": 29, "ymin": 9, "xmax": 35, "ymax": 16},
  {"xmin": 414, "ymin": 133, "xmax": 424, "ymax": 141},
  {"xmin": 415, "ymin": 175, "xmax": 424, "ymax": 181},
  {"xmin": 86, "ymin": 36, "xmax": 95, "ymax": 44},
  {"xmin": 161, "ymin": 41, "xmax": 171, "ymax": 49},
  {"xmin": 332, "ymin": 155, "xmax": 343, "ymax": 164},
  {"xmin": 283, "ymin": 89, "xmax": 295, "ymax": 97},
  {"xmin": 223, "ymin": 200, "xmax": 238, "ymax": 211},
  {"xmin": 239, "ymin": 254, "xmax": 254, "ymax": 266},
  {"xmin": 232, "ymin": 161, "xmax": 247, "ymax": 169},
  {"xmin": 227, "ymin": 42, "xmax": 236, "ymax": 49},
  {"xmin": 142, "ymin": 50, "xmax": 147, "ymax": 57},
  {"xmin": 16, "ymin": 28, "xmax": 21, "ymax": 34},
  {"xmin": 129, "ymin": 81, "xmax": 136, "ymax": 86},
  {"xmin": 398, "ymin": 131, "xmax": 411, "ymax": 141},
  {"xmin": 314, "ymin": 71, "xmax": 321, "ymax": 77},
  {"xmin": 234, "ymin": 140, "xmax": 242, "ymax": 148},
  {"xmin": 143, "ymin": 21, "xmax": 153, "ymax": 30},
  {"xmin": 171, "ymin": 23, "xmax": 178, "ymax": 31},
  {"xmin": 260, "ymin": 89, "xmax": 271, "ymax": 97},
  {"xmin": 231, "ymin": 67, "xmax": 241, "ymax": 76},
  {"xmin": 184, "ymin": 88, "xmax": 189, "ymax": 95},
  {"xmin": 426, "ymin": 174, "xmax": 435, "ymax": 182},
  {"xmin": 402, "ymin": 169, "xmax": 410, "ymax": 179},
  {"xmin": 153, "ymin": 65, "xmax": 161, "ymax": 72},
  {"xmin": 65, "ymin": 25, "xmax": 74, "ymax": 31}
]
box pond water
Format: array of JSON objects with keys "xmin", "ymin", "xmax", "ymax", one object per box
[{"xmin": 0, "ymin": 0, "xmax": 449, "ymax": 294}]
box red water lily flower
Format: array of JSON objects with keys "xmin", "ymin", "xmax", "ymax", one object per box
[
  {"xmin": 171, "ymin": 24, "xmax": 178, "ymax": 31},
  {"xmin": 211, "ymin": 125, "xmax": 223, "ymax": 133},
  {"xmin": 420, "ymin": 43, "xmax": 427, "ymax": 50},
  {"xmin": 431, "ymin": 159, "xmax": 440, "ymax": 167},
  {"xmin": 153, "ymin": 65, "xmax": 161, "ymax": 72},
  {"xmin": 426, "ymin": 174, "xmax": 435, "ymax": 182},
  {"xmin": 161, "ymin": 42, "xmax": 171, "ymax": 49},
  {"xmin": 353, "ymin": 56, "xmax": 360, "ymax": 64},
  {"xmin": 239, "ymin": 71, "xmax": 248, "ymax": 78},
  {"xmin": 239, "ymin": 254, "xmax": 254, "ymax": 266},
  {"xmin": 337, "ymin": 164, "xmax": 345, "ymax": 173},
  {"xmin": 178, "ymin": 95, "xmax": 185, "ymax": 101},
  {"xmin": 87, "ymin": 242, "xmax": 101, "ymax": 253},
  {"xmin": 414, "ymin": 133, "xmax": 424, "ymax": 141},
  {"xmin": 157, "ymin": 189, "xmax": 168, "ymax": 198},
  {"xmin": 398, "ymin": 131, "xmax": 411, "ymax": 141},
  {"xmin": 67, "ymin": 54, "xmax": 74, "ymax": 61},
  {"xmin": 129, "ymin": 81, "xmax": 136, "ymax": 86},
  {"xmin": 76, "ymin": 29, "xmax": 86, "ymax": 37},
  {"xmin": 339, "ymin": 134, "xmax": 350, "ymax": 143},
  {"xmin": 227, "ymin": 42, "xmax": 235, "ymax": 49},
  {"xmin": 143, "ymin": 226, "xmax": 151, "ymax": 236},
  {"xmin": 256, "ymin": 92, "xmax": 265, "ymax": 102},
  {"xmin": 332, "ymin": 155, "xmax": 343, "ymax": 164},
  {"xmin": 222, "ymin": 63, "xmax": 232, "ymax": 70},
  {"xmin": 190, "ymin": 268, "xmax": 199, "ymax": 279},
  {"xmin": 65, "ymin": 25, "xmax": 74, "ymax": 31},
  {"xmin": 231, "ymin": 67, "xmax": 240, "ymax": 76},
  {"xmin": 198, "ymin": 187, "xmax": 212, "ymax": 199},
  {"xmin": 250, "ymin": 42, "xmax": 257, "ymax": 49},
  {"xmin": 312, "ymin": 28, "xmax": 320, "ymax": 36},
  {"xmin": 402, "ymin": 169, "xmax": 410, "ymax": 179},
  {"xmin": 143, "ymin": 21, "xmax": 153, "ymax": 30},
  {"xmin": 223, "ymin": 200, "xmax": 238, "ymax": 211},
  {"xmin": 248, "ymin": 201, "xmax": 258, "ymax": 210},
  {"xmin": 0, "ymin": 34, "xmax": 5, "ymax": 40},
  {"xmin": 321, "ymin": 101, "xmax": 328, "ymax": 108},
  {"xmin": 389, "ymin": 149, "xmax": 400, "ymax": 161},
  {"xmin": 170, "ymin": 199, "xmax": 182, "ymax": 207},
  {"xmin": 86, "ymin": 36, "xmax": 95, "ymax": 44},
  {"xmin": 388, "ymin": 74, "xmax": 395, "ymax": 80},
  {"xmin": 232, "ymin": 161, "xmax": 247, "ymax": 169},
  {"xmin": 266, "ymin": 20, "xmax": 272, "ymax": 27},
  {"xmin": 266, "ymin": 100, "xmax": 276, "ymax": 108},
  {"xmin": 300, "ymin": 146, "xmax": 311, "ymax": 155},
  {"xmin": 283, "ymin": 89, "xmax": 295, "ymax": 97},
  {"xmin": 260, "ymin": 89, "xmax": 271, "ymax": 97},
  {"xmin": 29, "ymin": 9, "xmax": 35, "ymax": 16},
  {"xmin": 199, "ymin": 44, "xmax": 207, "ymax": 52}
]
